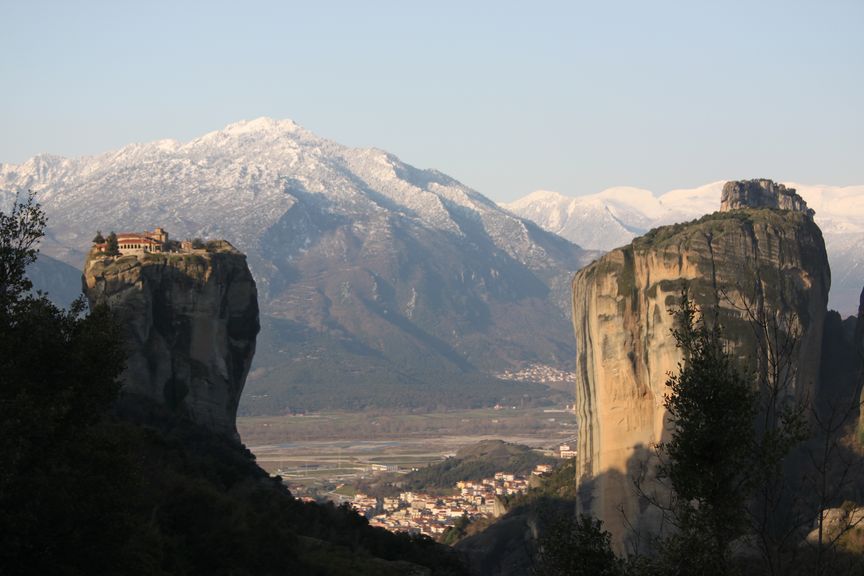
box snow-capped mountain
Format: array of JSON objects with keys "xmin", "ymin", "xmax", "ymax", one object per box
[
  {"xmin": 1, "ymin": 118, "xmax": 594, "ymax": 412},
  {"xmin": 505, "ymin": 181, "xmax": 864, "ymax": 315}
]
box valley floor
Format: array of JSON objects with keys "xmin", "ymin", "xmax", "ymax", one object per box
[{"xmin": 238, "ymin": 406, "xmax": 577, "ymax": 496}]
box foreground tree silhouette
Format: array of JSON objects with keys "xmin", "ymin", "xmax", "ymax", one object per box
[
  {"xmin": 0, "ymin": 191, "xmax": 45, "ymax": 311},
  {"xmin": 0, "ymin": 194, "xmax": 469, "ymax": 575},
  {"xmin": 534, "ymin": 513, "xmax": 623, "ymax": 576},
  {"xmin": 653, "ymin": 292, "xmax": 758, "ymax": 576},
  {"xmin": 0, "ymin": 192, "xmax": 133, "ymax": 574}
]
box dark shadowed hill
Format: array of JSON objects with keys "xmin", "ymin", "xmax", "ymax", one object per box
[
  {"xmin": 399, "ymin": 440, "xmax": 554, "ymax": 492},
  {"xmin": 26, "ymin": 253, "xmax": 82, "ymax": 309}
]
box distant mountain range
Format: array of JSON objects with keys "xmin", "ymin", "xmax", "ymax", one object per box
[
  {"xmin": 1, "ymin": 118, "xmax": 594, "ymax": 413},
  {"xmin": 505, "ymin": 182, "xmax": 864, "ymax": 315}
]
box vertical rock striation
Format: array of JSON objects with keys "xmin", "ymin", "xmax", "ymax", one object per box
[
  {"xmin": 571, "ymin": 179, "xmax": 830, "ymax": 549},
  {"xmin": 83, "ymin": 243, "xmax": 259, "ymax": 439},
  {"xmin": 856, "ymin": 287, "xmax": 864, "ymax": 437}
]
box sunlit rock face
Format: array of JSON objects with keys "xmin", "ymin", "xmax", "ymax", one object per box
[
  {"xmin": 571, "ymin": 180, "xmax": 830, "ymax": 550},
  {"xmin": 720, "ymin": 178, "xmax": 815, "ymax": 215},
  {"xmin": 83, "ymin": 242, "xmax": 259, "ymax": 439}
]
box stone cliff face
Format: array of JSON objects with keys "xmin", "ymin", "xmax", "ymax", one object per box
[
  {"xmin": 857, "ymin": 288, "xmax": 864, "ymax": 437},
  {"xmin": 572, "ymin": 180, "xmax": 830, "ymax": 549},
  {"xmin": 84, "ymin": 243, "xmax": 259, "ymax": 439},
  {"xmin": 720, "ymin": 178, "xmax": 814, "ymax": 215}
]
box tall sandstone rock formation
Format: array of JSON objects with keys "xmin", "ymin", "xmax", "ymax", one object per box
[
  {"xmin": 856, "ymin": 287, "xmax": 864, "ymax": 437},
  {"xmin": 83, "ymin": 242, "xmax": 259, "ymax": 439},
  {"xmin": 571, "ymin": 179, "xmax": 830, "ymax": 550}
]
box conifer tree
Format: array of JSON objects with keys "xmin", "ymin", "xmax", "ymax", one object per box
[
  {"xmin": 0, "ymin": 193, "xmax": 132, "ymax": 574},
  {"xmin": 655, "ymin": 291, "xmax": 757, "ymax": 575},
  {"xmin": 106, "ymin": 230, "xmax": 120, "ymax": 256}
]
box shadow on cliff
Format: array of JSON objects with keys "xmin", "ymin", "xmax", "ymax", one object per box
[
  {"xmin": 455, "ymin": 446, "xmax": 658, "ymax": 576},
  {"xmin": 97, "ymin": 254, "xmax": 260, "ymax": 440},
  {"xmin": 457, "ymin": 423, "xmax": 864, "ymax": 576}
]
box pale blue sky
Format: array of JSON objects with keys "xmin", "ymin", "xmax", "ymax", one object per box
[{"xmin": 1, "ymin": 0, "xmax": 861, "ymax": 202}]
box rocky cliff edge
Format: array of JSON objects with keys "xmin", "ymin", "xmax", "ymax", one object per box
[
  {"xmin": 571, "ymin": 179, "xmax": 830, "ymax": 549},
  {"xmin": 83, "ymin": 243, "xmax": 259, "ymax": 439},
  {"xmin": 720, "ymin": 178, "xmax": 814, "ymax": 216}
]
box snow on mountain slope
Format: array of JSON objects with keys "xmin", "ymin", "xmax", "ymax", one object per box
[
  {"xmin": 505, "ymin": 188, "xmax": 653, "ymax": 250},
  {"xmin": 506, "ymin": 181, "xmax": 864, "ymax": 315},
  {"xmin": 1, "ymin": 117, "xmax": 594, "ymax": 412},
  {"xmin": 654, "ymin": 182, "xmax": 726, "ymax": 221},
  {"xmin": 788, "ymin": 183, "xmax": 864, "ymax": 314}
]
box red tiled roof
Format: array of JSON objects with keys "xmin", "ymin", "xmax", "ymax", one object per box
[{"xmin": 116, "ymin": 234, "xmax": 161, "ymax": 244}]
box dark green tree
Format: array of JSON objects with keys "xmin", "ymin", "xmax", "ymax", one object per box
[
  {"xmin": 106, "ymin": 230, "xmax": 120, "ymax": 256},
  {"xmin": 441, "ymin": 514, "xmax": 471, "ymax": 545},
  {"xmin": 654, "ymin": 291, "xmax": 757, "ymax": 576},
  {"xmin": 534, "ymin": 513, "xmax": 623, "ymax": 576},
  {"xmin": 0, "ymin": 190, "xmax": 45, "ymax": 314},
  {"xmin": 0, "ymin": 194, "xmax": 469, "ymax": 576},
  {"xmin": 92, "ymin": 230, "xmax": 105, "ymax": 244},
  {"xmin": 0, "ymin": 193, "xmax": 136, "ymax": 575}
]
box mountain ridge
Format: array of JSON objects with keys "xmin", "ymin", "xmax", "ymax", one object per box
[
  {"xmin": 2, "ymin": 117, "xmax": 594, "ymax": 413},
  {"xmin": 506, "ymin": 180, "xmax": 864, "ymax": 314},
  {"xmin": 571, "ymin": 180, "xmax": 831, "ymax": 550}
]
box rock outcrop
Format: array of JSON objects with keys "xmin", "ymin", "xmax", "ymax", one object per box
[
  {"xmin": 856, "ymin": 287, "xmax": 864, "ymax": 437},
  {"xmin": 720, "ymin": 178, "xmax": 814, "ymax": 216},
  {"xmin": 3, "ymin": 118, "xmax": 594, "ymax": 414},
  {"xmin": 83, "ymin": 242, "xmax": 259, "ymax": 439},
  {"xmin": 571, "ymin": 179, "xmax": 830, "ymax": 550}
]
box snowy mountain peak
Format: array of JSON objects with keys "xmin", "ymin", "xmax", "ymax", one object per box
[
  {"xmin": 504, "ymin": 189, "xmax": 570, "ymax": 210},
  {"xmin": 594, "ymin": 186, "xmax": 653, "ymax": 202},
  {"xmin": 506, "ymin": 180, "xmax": 864, "ymax": 315},
  {"xmin": 0, "ymin": 119, "xmax": 594, "ymax": 411},
  {"xmin": 188, "ymin": 117, "xmax": 316, "ymax": 150},
  {"xmin": 224, "ymin": 116, "xmax": 300, "ymax": 134}
]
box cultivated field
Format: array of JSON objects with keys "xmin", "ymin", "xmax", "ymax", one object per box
[{"xmin": 238, "ymin": 407, "xmax": 577, "ymax": 496}]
